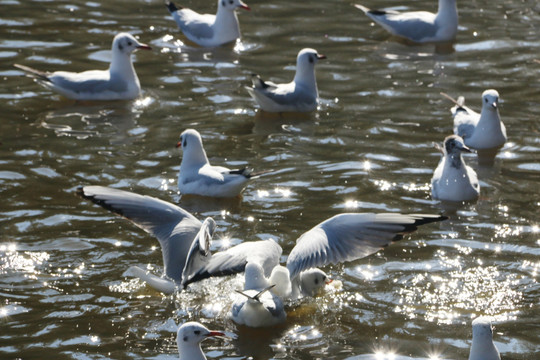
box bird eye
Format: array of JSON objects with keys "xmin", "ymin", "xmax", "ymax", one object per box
[
  {"xmin": 314, "ymin": 278, "xmax": 319, "ymax": 285},
  {"xmin": 128, "ymin": 41, "xmax": 132, "ymax": 46},
  {"xmin": 484, "ymin": 98, "xmax": 488, "ymax": 103},
  {"xmin": 194, "ymin": 330, "xmax": 201, "ymax": 335},
  {"xmin": 183, "ymin": 139, "xmax": 187, "ymax": 147},
  {"xmin": 229, "ymin": 0, "xmax": 234, "ymax": 4}
]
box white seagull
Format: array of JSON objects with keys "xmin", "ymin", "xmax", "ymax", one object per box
[
  {"xmin": 186, "ymin": 213, "xmax": 447, "ymax": 302},
  {"xmin": 245, "ymin": 48, "xmax": 326, "ymax": 113},
  {"xmin": 231, "ymin": 284, "xmax": 287, "ymax": 328},
  {"xmin": 431, "ymin": 135, "xmax": 480, "ymax": 202},
  {"xmin": 469, "ymin": 317, "xmax": 501, "ymax": 360},
  {"xmin": 14, "ymin": 33, "xmax": 151, "ymax": 101},
  {"xmin": 177, "ymin": 321, "xmax": 225, "ymax": 360},
  {"xmin": 442, "ymin": 90, "xmax": 507, "ymax": 150},
  {"xmin": 177, "ymin": 129, "xmax": 261, "ymax": 198},
  {"xmin": 165, "ymin": 0, "xmax": 250, "ymax": 47},
  {"xmin": 78, "ymin": 185, "xmax": 216, "ymax": 294},
  {"xmin": 354, "ymin": 0, "xmax": 458, "ymax": 43}
]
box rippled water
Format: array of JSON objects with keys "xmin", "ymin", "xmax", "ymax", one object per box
[{"xmin": 1, "ymin": 0, "xmax": 539, "ymax": 359}]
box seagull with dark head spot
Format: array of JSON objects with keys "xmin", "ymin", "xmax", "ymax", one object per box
[
  {"xmin": 177, "ymin": 321, "xmax": 225, "ymax": 360},
  {"xmin": 177, "ymin": 129, "xmax": 264, "ymax": 198},
  {"xmin": 246, "ymin": 48, "xmax": 326, "ymax": 113},
  {"xmin": 165, "ymin": 0, "xmax": 250, "ymax": 47},
  {"xmin": 442, "ymin": 89, "xmax": 507, "ymax": 150},
  {"xmin": 188, "ymin": 212, "xmax": 447, "ymax": 302},
  {"xmin": 14, "ymin": 33, "xmax": 151, "ymax": 101},
  {"xmin": 431, "ymin": 135, "xmax": 480, "ymax": 202},
  {"xmin": 355, "ymin": 0, "xmax": 458, "ymax": 43}
]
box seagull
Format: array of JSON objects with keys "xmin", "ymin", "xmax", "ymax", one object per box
[
  {"xmin": 245, "ymin": 48, "xmax": 326, "ymax": 113},
  {"xmin": 13, "ymin": 33, "xmax": 151, "ymax": 101},
  {"xmin": 431, "ymin": 135, "xmax": 480, "ymax": 202},
  {"xmin": 165, "ymin": 0, "xmax": 250, "ymax": 47},
  {"xmin": 177, "ymin": 129, "xmax": 261, "ymax": 198},
  {"xmin": 231, "ymin": 284, "xmax": 287, "ymax": 327},
  {"xmin": 354, "ymin": 0, "xmax": 458, "ymax": 43},
  {"xmin": 441, "ymin": 90, "xmax": 507, "ymax": 150},
  {"xmin": 186, "ymin": 212, "xmax": 447, "ymax": 301},
  {"xmin": 78, "ymin": 185, "xmax": 216, "ymax": 294},
  {"xmin": 79, "ymin": 186, "xmax": 446, "ymax": 301},
  {"xmin": 177, "ymin": 321, "xmax": 225, "ymax": 360},
  {"xmin": 469, "ymin": 317, "xmax": 501, "ymax": 360}
]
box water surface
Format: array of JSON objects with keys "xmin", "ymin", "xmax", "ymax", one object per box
[{"xmin": 1, "ymin": 0, "xmax": 539, "ymax": 359}]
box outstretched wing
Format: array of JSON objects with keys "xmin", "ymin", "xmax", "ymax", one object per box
[
  {"xmin": 78, "ymin": 186, "xmax": 202, "ymax": 282},
  {"xmin": 286, "ymin": 213, "xmax": 446, "ymax": 280}
]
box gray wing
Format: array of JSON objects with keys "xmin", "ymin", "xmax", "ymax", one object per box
[
  {"xmin": 286, "ymin": 213, "xmax": 446, "ymax": 280},
  {"xmin": 78, "ymin": 186, "xmax": 202, "ymax": 282},
  {"xmin": 453, "ymin": 109, "xmax": 478, "ymax": 139},
  {"xmin": 255, "ymin": 82, "xmax": 316, "ymax": 107},
  {"xmin": 363, "ymin": 8, "xmax": 438, "ymax": 42},
  {"xmin": 182, "ymin": 239, "xmax": 282, "ymax": 288},
  {"xmin": 50, "ymin": 71, "xmax": 127, "ymax": 94},
  {"xmin": 176, "ymin": 10, "xmax": 214, "ymax": 39}
]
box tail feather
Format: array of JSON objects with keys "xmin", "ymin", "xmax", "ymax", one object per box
[
  {"xmin": 235, "ymin": 284, "xmax": 276, "ymax": 302},
  {"xmin": 250, "ymin": 74, "xmax": 269, "ymax": 89},
  {"xmin": 228, "ymin": 167, "xmax": 273, "ymax": 179},
  {"xmin": 14, "ymin": 63, "xmax": 51, "ymax": 83},
  {"xmin": 441, "ymin": 92, "xmax": 466, "ymax": 113},
  {"xmin": 165, "ymin": 0, "xmax": 182, "ymax": 13},
  {"xmin": 354, "ymin": 4, "xmax": 391, "ymax": 16}
]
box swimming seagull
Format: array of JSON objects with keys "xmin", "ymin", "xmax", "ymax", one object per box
[
  {"xmin": 469, "ymin": 317, "xmax": 501, "ymax": 360},
  {"xmin": 77, "ymin": 185, "xmax": 216, "ymax": 294},
  {"xmin": 431, "ymin": 135, "xmax": 480, "ymax": 202},
  {"xmin": 14, "ymin": 33, "xmax": 151, "ymax": 101},
  {"xmin": 245, "ymin": 48, "xmax": 326, "ymax": 113},
  {"xmin": 186, "ymin": 212, "xmax": 447, "ymax": 300},
  {"xmin": 165, "ymin": 0, "xmax": 250, "ymax": 47},
  {"xmin": 441, "ymin": 90, "xmax": 507, "ymax": 150},
  {"xmin": 354, "ymin": 0, "xmax": 458, "ymax": 43},
  {"xmin": 177, "ymin": 321, "xmax": 225, "ymax": 360},
  {"xmin": 231, "ymin": 285, "xmax": 287, "ymax": 327},
  {"xmin": 177, "ymin": 129, "xmax": 262, "ymax": 198}
]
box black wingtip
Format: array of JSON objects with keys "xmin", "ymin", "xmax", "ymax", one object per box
[
  {"xmin": 165, "ymin": 0, "xmax": 180, "ymax": 13},
  {"xmin": 368, "ymin": 9, "xmax": 388, "ymax": 16}
]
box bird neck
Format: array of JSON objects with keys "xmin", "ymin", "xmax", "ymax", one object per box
[
  {"xmin": 182, "ymin": 141, "xmax": 210, "ymax": 169},
  {"xmin": 214, "ymin": 4, "xmax": 241, "ymax": 40},
  {"xmin": 178, "ymin": 343, "xmax": 206, "ymax": 360},
  {"xmin": 478, "ymin": 108, "xmax": 502, "ymax": 129},
  {"xmin": 293, "ymin": 66, "xmax": 318, "ymax": 94},
  {"xmin": 109, "ymin": 51, "xmax": 137, "ymax": 81},
  {"xmin": 469, "ymin": 337, "xmax": 499, "ymax": 360},
  {"xmin": 437, "ymin": 0, "xmax": 458, "ymax": 19},
  {"xmin": 446, "ymin": 152, "xmax": 464, "ymax": 170}
]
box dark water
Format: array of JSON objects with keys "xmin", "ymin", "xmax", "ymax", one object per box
[{"xmin": 1, "ymin": 0, "xmax": 539, "ymax": 359}]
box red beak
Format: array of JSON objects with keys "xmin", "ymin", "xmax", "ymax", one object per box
[
  {"xmin": 137, "ymin": 44, "xmax": 152, "ymax": 51},
  {"xmin": 317, "ymin": 54, "xmax": 327, "ymax": 60},
  {"xmin": 207, "ymin": 331, "xmax": 225, "ymax": 337},
  {"xmin": 239, "ymin": 1, "xmax": 250, "ymax": 10},
  {"xmin": 176, "ymin": 141, "xmax": 182, "ymax": 148}
]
